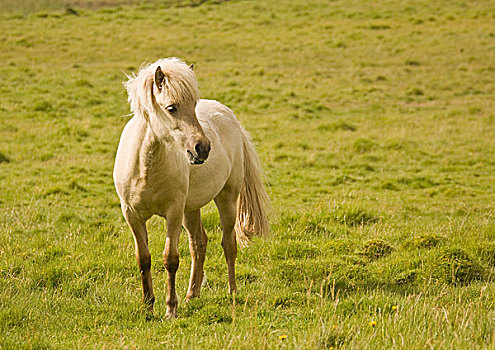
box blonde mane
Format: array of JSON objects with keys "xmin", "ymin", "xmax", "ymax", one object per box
[{"xmin": 124, "ymin": 57, "xmax": 200, "ymax": 120}]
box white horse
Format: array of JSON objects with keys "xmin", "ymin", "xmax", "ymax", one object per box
[{"xmin": 113, "ymin": 58, "xmax": 270, "ymax": 318}]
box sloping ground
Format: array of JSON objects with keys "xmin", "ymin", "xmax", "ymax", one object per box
[{"xmin": 0, "ymin": 0, "xmax": 494, "ymax": 348}]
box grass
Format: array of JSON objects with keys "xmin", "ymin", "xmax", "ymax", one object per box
[{"xmin": 1, "ymin": 0, "xmax": 495, "ymax": 348}]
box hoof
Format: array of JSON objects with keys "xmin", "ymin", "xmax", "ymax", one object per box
[
  {"xmin": 143, "ymin": 304, "xmax": 154, "ymax": 320},
  {"xmin": 185, "ymin": 292, "xmax": 200, "ymax": 303},
  {"xmin": 145, "ymin": 311, "xmax": 155, "ymax": 321},
  {"xmin": 164, "ymin": 310, "xmax": 177, "ymax": 319}
]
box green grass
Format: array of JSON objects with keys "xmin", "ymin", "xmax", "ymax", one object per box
[{"xmin": 1, "ymin": 0, "xmax": 495, "ymax": 348}]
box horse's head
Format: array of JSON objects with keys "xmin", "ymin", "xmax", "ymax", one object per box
[
  {"xmin": 152, "ymin": 64, "xmax": 210, "ymax": 164},
  {"xmin": 125, "ymin": 58, "xmax": 210, "ymax": 165}
]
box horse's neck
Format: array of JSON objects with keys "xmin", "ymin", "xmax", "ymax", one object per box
[{"xmin": 139, "ymin": 118, "xmax": 183, "ymax": 172}]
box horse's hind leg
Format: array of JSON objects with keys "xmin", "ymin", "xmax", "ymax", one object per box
[
  {"xmin": 183, "ymin": 209, "xmax": 208, "ymax": 301},
  {"xmin": 214, "ymin": 189, "xmax": 239, "ymax": 295},
  {"xmin": 122, "ymin": 206, "xmax": 154, "ymax": 312}
]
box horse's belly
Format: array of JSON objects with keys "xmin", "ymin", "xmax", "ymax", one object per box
[{"xmin": 185, "ymin": 148, "xmax": 232, "ymax": 211}]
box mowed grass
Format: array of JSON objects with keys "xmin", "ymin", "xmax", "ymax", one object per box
[{"xmin": 1, "ymin": 0, "xmax": 495, "ymax": 348}]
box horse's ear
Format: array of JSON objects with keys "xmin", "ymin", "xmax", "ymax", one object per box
[
  {"xmin": 189, "ymin": 64, "xmax": 194, "ymax": 71},
  {"xmin": 154, "ymin": 66, "xmax": 166, "ymax": 90}
]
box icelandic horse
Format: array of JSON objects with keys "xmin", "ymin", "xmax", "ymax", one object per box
[{"xmin": 113, "ymin": 58, "xmax": 270, "ymax": 318}]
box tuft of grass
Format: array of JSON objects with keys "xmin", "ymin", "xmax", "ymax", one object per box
[
  {"xmin": 405, "ymin": 59, "xmax": 421, "ymax": 66},
  {"xmin": 68, "ymin": 180, "xmax": 87, "ymax": 192},
  {"xmin": 404, "ymin": 234, "xmax": 445, "ymax": 249},
  {"xmin": 42, "ymin": 187, "xmax": 70, "ymax": 197},
  {"xmin": 407, "ymin": 87, "xmax": 425, "ymax": 96},
  {"xmin": 477, "ymin": 242, "xmax": 495, "ymax": 267},
  {"xmin": 369, "ymin": 24, "xmax": 391, "ymax": 30},
  {"xmin": 196, "ymin": 303, "xmax": 233, "ymax": 325},
  {"xmin": 330, "ymin": 205, "xmax": 379, "ymax": 226},
  {"xmin": 0, "ymin": 152, "xmax": 10, "ymax": 164},
  {"xmin": 318, "ymin": 120, "xmax": 357, "ymax": 132},
  {"xmin": 319, "ymin": 324, "xmax": 348, "ymax": 349},
  {"xmin": 32, "ymin": 101, "xmax": 54, "ymax": 112},
  {"xmin": 395, "ymin": 269, "xmax": 420, "ymax": 285},
  {"xmin": 358, "ymin": 239, "xmax": 394, "ymax": 261},
  {"xmin": 431, "ymin": 247, "xmax": 485, "ymax": 285},
  {"xmin": 353, "ymin": 138, "xmax": 377, "ymax": 153}
]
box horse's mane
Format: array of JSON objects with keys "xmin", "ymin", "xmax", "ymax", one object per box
[{"xmin": 124, "ymin": 57, "xmax": 199, "ymax": 120}]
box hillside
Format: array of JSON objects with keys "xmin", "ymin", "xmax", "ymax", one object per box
[{"xmin": 0, "ymin": 0, "xmax": 494, "ymax": 348}]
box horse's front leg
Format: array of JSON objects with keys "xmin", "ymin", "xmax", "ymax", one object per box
[
  {"xmin": 163, "ymin": 206, "xmax": 184, "ymax": 319},
  {"xmin": 122, "ymin": 206, "xmax": 155, "ymax": 312}
]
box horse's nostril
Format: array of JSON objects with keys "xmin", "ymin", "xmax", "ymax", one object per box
[
  {"xmin": 194, "ymin": 140, "xmax": 210, "ymax": 161},
  {"xmin": 195, "ymin": 143, "xmax": 201, "ymax": 155}
]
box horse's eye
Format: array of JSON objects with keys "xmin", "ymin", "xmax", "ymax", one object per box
[{"xmin": 166, "ymin": 105, "xmax": 177, "ymax": 113}]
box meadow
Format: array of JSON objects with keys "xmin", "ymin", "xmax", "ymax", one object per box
[{"xmin": 0, "ymin": 0, "xmax": 494, "ymax": 348}]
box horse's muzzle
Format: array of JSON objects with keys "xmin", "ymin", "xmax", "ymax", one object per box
[{"xmin": 188, "ymin": 140, "xmax": 210, "ymax": 165}]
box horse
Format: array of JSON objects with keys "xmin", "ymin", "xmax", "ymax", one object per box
[{"xmin": 113, "ymin": 57, "xmax": 270, "ymax": 318}]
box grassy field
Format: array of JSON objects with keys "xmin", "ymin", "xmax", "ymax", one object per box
[{"xmin": 1, "ymin": 0, "xmax": 495, "ymax": 348}]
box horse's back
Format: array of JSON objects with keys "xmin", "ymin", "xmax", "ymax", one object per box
[
  {"xmin": 197, "ymin": 99, "xmax": 239, "ymax": 132},
  {"xmin": 196, "ymin": 99, "xmax": 243, "ymax": 162}
]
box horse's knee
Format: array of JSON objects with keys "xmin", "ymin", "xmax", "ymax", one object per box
[{"xmin": 164, "ymin": 254, "xmax": 179, "ymax": 274}]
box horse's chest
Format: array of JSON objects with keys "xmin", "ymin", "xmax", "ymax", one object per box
[
  {"xmin": 144, "ymin": 165, "xmax": 187, "ymax": 200},
  {"xmin": 123, "ymin": 159, "xmax": 188, "ymax": 217}
]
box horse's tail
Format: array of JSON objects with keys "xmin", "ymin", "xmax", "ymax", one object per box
[{"xmin": 235, "ymin": 128, "xmax": 271, "ymax": 247}]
